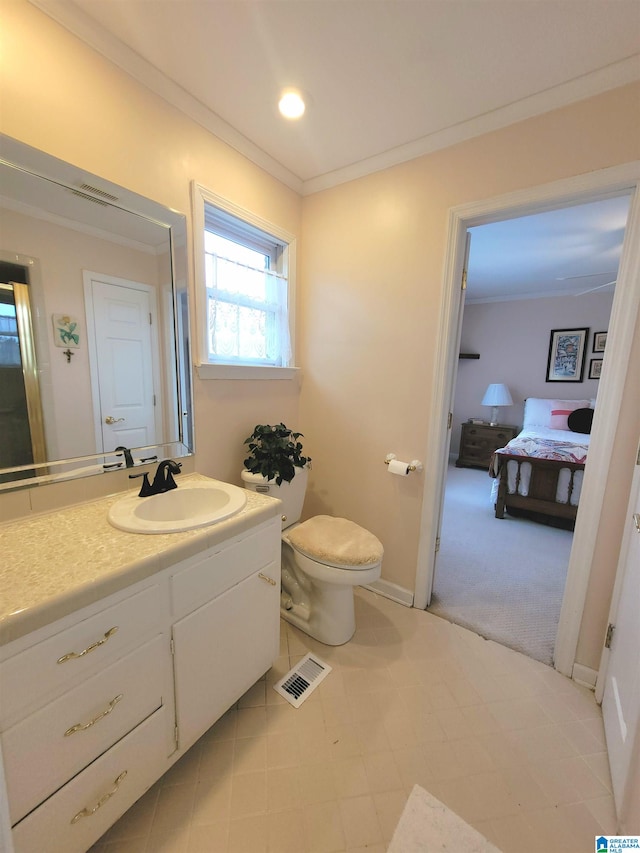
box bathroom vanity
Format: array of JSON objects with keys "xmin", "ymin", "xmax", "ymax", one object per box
[{"xmin": 0, "ymin": 475, "xmax": 281, "ymax": 853}]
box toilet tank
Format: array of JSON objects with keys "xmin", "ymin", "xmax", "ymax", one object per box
[{"xmin": 241, "ymin": 466, "xmax": 309, "ymax": 530}]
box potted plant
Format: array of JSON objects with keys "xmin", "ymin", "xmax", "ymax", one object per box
[{"xmin": 243, "ymin": 423, "xmax": 311, "ymax": 486}]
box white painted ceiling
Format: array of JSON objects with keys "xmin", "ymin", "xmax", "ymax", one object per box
[
  {"xmin": 24, "ymin": 1, "xmax": 640, "ymax": 300},
  {"xmin": 466, "ymin": 194, "xmax": 632, "ymax": 302},
  {"xmin": 33, "ymin": 0, "xmax": 640, "ymax": 194}
]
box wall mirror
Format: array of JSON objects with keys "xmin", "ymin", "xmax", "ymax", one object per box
[{"xmin": 0, "ymin": 135, "xmax": 193, "ymax": 491}]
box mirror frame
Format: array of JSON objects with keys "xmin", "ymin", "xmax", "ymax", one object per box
[{"xmin": 0, "ymin": 135, "xmax": 194, "ymax": 492}]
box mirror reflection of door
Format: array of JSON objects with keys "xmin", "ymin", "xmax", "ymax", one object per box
[
  {"xmin": 84, "ymin": 272, "xmax": 160, "ymax": 455},
  {"xmin": 0, "ymin": 262, "xmax": 46, "ymax": 481}
]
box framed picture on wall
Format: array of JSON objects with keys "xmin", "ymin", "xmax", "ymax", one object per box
[
  {"xmin": 546, "ymin": 327, "xmax": 589, "ymax": 382},
  {"xmin": 589, "ymin": 359, "xmax": 603, "ymax": 379},
  {"xmin": 593, "ymin": 331, "xmax": 607, "ymax": 353}
]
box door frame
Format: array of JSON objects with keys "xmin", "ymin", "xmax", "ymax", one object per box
[
  {"xmin": 595, "ymin": 443, "xmax": 640, "ymax": 827},
  {"xmin": 415, "ymin": 161, "xmax": 640, "ymax": 677},
  {"xmin": 83, "ymin": 271, "xmax": 162, "ymax": 455}
]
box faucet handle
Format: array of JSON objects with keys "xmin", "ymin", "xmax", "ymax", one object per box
[{"xmin": 128, "ymin": 471, "xmax": 153, "ymax": 497}]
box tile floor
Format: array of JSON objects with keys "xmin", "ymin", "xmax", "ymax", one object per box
[{"xmin": 90, "ymin": 589, "xmax": 616, "ymax": 852}]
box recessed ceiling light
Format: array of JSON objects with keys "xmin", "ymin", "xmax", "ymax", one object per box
[{"xmin": 278, "ymin": 90, "xmax": 305, "ymax": 119}]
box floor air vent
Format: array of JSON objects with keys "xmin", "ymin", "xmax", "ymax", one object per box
[{"xmin": 273, "ymin": 652, "xmax": 332, "ymax": 708}]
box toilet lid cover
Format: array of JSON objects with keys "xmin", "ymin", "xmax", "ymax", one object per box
[{"xmin": 287, "ymin": 516, "xmax": 384, "ymax": 568}]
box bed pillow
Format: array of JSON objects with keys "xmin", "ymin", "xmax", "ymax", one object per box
[
  {"xmin": 523, "ymin": 398, "xmax": 590, "ymax": 429},
  {"xmin": 549, "ymin": 399, "xmax": 592, "ymax": 430},
  {"xmin": 567, "ymin": 407, "xmax": 594, "ymax": 434}
]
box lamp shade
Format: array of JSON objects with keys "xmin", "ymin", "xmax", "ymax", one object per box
[
  {"xmin": 481, "ymin": 383, "xmax": 513, "ymax": 407},
  {"xmin": 481, "ymin": 383, "xmax": 513, "ymax": 426}
]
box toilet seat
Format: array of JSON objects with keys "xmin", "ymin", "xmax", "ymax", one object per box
[{"xmin": 286, "ymin": 515, "xmax": 384, "ymax": 570}]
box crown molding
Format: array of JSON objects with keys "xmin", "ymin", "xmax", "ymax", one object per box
[
  {"xmin": 29, "ymin": 0, "xmax": 304, "ymax": 195},
  {"xmin": 301, "ymin": 55, "xmax": 640, "ymax": 195},
  {"xmin": 30, "ymin": 1, "xmax": 639, "ymax": 198}
]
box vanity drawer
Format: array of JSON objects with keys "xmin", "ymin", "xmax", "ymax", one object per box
[
  {"xmin": 4, "ymin": 633, "xmax": 165, "ymax": 825},
  {"xmin": 12, "ymin": 706, "xmax": 168, "ymax": 853},
  {"xmin": 171, "ymin": 519, "xmax": 280, "ymax": 620},
  {"xmin": 0, "ymin": 584, "xmax": 162, "ymax": 727}
]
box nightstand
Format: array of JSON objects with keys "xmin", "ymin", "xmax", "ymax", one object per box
[{"xmin": 456, "ymin": 422, "xmax": 518, "ymax": 469}]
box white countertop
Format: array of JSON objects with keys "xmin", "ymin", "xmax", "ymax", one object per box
[{"xmin": 0, "ymin": 474, "xmax": 281, "ymax": 646}]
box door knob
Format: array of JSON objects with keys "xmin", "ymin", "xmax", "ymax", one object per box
[
  {"xmin": 633, "ymin": 513, "xmax": 640, "ymax": 533},
  {"xmin": 105, "ymin": 416, "xmax": 125, "ymax": 424}
]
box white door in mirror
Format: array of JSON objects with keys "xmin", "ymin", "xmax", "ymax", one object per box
[{"xmin": 108, "ymin": 482, "xmax": 247, "ymax": 534}]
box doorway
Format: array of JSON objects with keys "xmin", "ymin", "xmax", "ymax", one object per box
[
  {"xmin": 415, "ymin": 162, "xmax": 640, "ymax": 678},
  {"xmin": 427, "ymin": 196, "xmax": 628, "ymax": 665},
  {"xmin": 0, "ymin": 262, "xmax": 46, "ymax": 482},
  {"xmin": 84, "ymin": 272, "xmax": 162, "ymax": 455},
  {"xmin": 598, "ymin": 444, "xmax": 640, "ymax": 828}
]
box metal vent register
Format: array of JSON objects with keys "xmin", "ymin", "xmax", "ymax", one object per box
[{"xmin": 273, "ymin": 653, "xmax": 332, "ymax": 708}]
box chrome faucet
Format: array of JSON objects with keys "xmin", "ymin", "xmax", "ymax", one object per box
[{"xmin": 129, "ymin": 459, "xmax": 182, "ymax": 497}]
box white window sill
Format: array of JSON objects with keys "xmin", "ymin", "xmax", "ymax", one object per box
[{"xmin": 196, "ymin": 364, "xmax": 301, "ymax": 381}]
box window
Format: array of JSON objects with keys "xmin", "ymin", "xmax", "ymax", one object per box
[
  {"xmin": 0, "ymin": 297, "xmax": 20, "ymax": 366},
  {"xmin": 193, "ymin": 184, "xmax": 295, "ymax": 374}
]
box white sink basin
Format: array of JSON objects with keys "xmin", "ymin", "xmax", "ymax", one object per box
[{"xmin": 108, "ymin": 480, "xmax": 247, "ymax": 534}]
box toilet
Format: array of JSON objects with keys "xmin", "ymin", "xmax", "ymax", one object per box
[{"xmin": 241, "ymin": 467, "xmax": 383, "ymax": 645}]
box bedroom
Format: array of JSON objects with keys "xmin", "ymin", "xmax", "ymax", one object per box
[{"xmin": 430, "ymin": 194, "xmax": 631, "ymax": 665}]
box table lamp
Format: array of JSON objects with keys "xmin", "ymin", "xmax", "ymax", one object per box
[{"xmin": 481, "ymin": 383, "xmax": 513, "ymax": 426}]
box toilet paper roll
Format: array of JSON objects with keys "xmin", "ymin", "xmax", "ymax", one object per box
[{"xmin": 388, "ymin": 459, "xmax": 410, "ymax": 476}]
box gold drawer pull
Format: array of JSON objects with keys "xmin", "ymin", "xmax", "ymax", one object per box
[
  {"xmin": 64, "ymin": 694, "xmax": 123, "ymax": 737},
  {"xmin": 70, "ymin": 770, "xmax": 127, "ymax": 824},
  {"xmin": 258, "ymin": 572, "xmax": 277, "ymax": 586},
  {"xmin": 57, "ymin": 627, "xmax": 119, "ymax": 664}
]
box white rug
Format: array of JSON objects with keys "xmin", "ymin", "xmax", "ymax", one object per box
[
  {"xmin": 388, "ymin": 785, "xmax": 501, "ymax": 852},
  {"xmin": 428, "ymin": 464, "xmax": 573, "ymax": 665}
]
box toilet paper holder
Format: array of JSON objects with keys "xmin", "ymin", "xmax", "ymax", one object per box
[{"xmin": 384, "ymin": 453, "xmax": 423, "ymax": 473}]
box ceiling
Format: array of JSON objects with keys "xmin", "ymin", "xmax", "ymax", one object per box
[
  {"xmin": 25, "ymin": 0, "xmax": 639, "ymax": 300},
  {"xmin": 33, "ymin": 0, "xmax": 640, "ymax": 194},
  {"xmin": 466, "ymin": 194, "xmax": 632, "ymax": 302}
]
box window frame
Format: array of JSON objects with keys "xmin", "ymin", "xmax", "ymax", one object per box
[{"xmin": 191, "ymin": 182, "xmax": 298, "ymax": 380}]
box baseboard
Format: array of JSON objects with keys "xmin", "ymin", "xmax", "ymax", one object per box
[
  {"xmin": 572, "ymin": 663, "xmax": 598, "ymax": 690},
  {"xmin": 363, "ymin": 578, "xmax": 414, "ymax": 607}
]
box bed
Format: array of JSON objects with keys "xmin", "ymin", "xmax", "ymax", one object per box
[{"xmin": 490, "ymin": 397, "xmax": 594, "ymax": 525}]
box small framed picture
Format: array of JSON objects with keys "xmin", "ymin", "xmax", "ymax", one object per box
[
  {"xmin": 546, "ymin": 327, "xmax": 589, "ymax": 382},
  {"xmin": 593, "ymin": 331, "xmax": 607, "ymax": 353},
  {"xmin": 589, "ymin": 359, "xmax": 603, "ymax": 380},
  {"xmin": 52, "ymin": 314, "xmax": 80, "ymax": 348}
]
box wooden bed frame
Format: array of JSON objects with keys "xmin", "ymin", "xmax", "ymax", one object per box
[{"xmin": 494, "ymin": 453, "xmax": 585, "ymax": 523}]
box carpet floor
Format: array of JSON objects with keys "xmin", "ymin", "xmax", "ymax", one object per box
[{"xmin": 428, "ymin": 464, "xmax": 573, "ymax": 666}]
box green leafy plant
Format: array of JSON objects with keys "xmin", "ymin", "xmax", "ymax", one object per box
[{"xmin": 243, "ymin": 423, "xmax": 311, "ymax": 486}]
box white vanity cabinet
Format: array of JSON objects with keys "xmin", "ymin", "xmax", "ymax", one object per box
[
  {"xmin": 0, "ymin": 581, "xmax": 173, "ymax": 853},
  {"xmin": 171, "ymin": 519, "xmax": 281, "ymax": 749},
  {"xmin": 0, "ymin": 503, "xmax": 282, "ymax": 853}
]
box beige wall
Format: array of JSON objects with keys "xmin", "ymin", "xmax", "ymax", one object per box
[
  {"xmin": 2, "ymin": 0, "xmax": 639, "ymax": 674},
  {"xmin": 299, "ymin": 83, "xmax": 640, "ymax": 669},
  {"xmin": 0, "ymin": 0, "xmax": 303, "ymax": 488}
]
